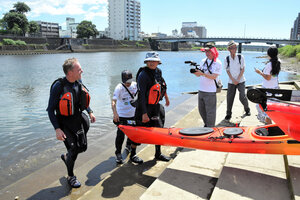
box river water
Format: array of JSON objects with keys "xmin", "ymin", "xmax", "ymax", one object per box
[{"xmin": 0, "ymin": 50, "xmax": 296, "ymax": 188}]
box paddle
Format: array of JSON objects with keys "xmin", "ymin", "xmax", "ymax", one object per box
[{"xmin": 247, "ymin": 87, "xmax": 300, "ymax": 109}]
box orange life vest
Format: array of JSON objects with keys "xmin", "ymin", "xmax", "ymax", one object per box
[
  {"xmin": 51, "ymin": 78, "xmax": 91, "ymax": 116},
  {"xmin": 59, "ymin": 92, "xmax": 74, "ymax": 116},
  {"xmin": 148, "ymin": 83, "xmax": 161, "ymax": 104},
  {"xmin": 80, "ymin": 86, "xmax": 90, "ymax": 110}
]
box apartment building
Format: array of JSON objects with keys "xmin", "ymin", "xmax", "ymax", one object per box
[
  {"xmin": 291, "ymin": 13, "xmax": 300, "ymax": 40},
  {"xmin": 108, "ymin": 0, "xmax": 141, "ymax": 40},
  {"xmin": 36, "ymin": 21, "xmax": 59, "ymax": 38}
]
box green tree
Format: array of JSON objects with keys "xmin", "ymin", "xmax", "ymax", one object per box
[
  {"xmin": 1, "ymin": 2, "xmax": 31, "ymax": 36},
  {"xmin": 76, "ymin": 20, "xmax": 99, "ymax": 38},
  {"xmin": 3, "ymin": 11, "xmax": 28, "ymax": 36},
  {"xmin": 13, "ymin": 2, "xmax": 31, "ymax": 14},
  {"xmin": 10, "ymin": 23, "xmax": 23, "ymax": 35},
  {"xmin": 28, "ymin": 21, "xmax": 39, "ymax": 35}
]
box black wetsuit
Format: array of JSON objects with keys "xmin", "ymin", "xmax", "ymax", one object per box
[
  {"xmin": 47, "ymin": 77, "xmax": 91, "ymax": 177},
  {"xmin": 135, "ymin": 67, "xmax": 165, "ymax": 157}
]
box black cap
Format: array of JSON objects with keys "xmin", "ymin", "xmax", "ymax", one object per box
[
  {"xmin": 201, "ymin": 42, "xmax": 215, "ymax": 51},
  {"xmin": 121, "ymin": 70, "xmax": 133, "ymax": 83}
]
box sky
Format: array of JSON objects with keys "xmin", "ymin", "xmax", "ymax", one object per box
[{"xmin": 0, "ymin": 0, "xmax": 300, "ymax": 39}]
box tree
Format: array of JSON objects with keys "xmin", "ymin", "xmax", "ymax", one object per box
[
  {"xmin": 13, "ymin": 2, "xmax": 31, "ymax": 14},
  {"xmin": 28, "ymin": 21, "xmax": 39, "ymax": 35},
  {"xmin": 76, "ymin": 20, "xmax": 99, "ymax": 39},
  {"xmin": 10, "ymin": 23, "xmax": 23, "ymax": 35},
  {"xmin": 3, "ymin": 11, "xmax": 28, "ymax": 36}
]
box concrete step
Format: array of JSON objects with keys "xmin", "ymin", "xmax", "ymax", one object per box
[
  {"xmin": 140, "ymin": 149, "xmax": 227, "ymax": 200},
  {"xmin": 140, "ymin": 84, "xmax": 298, "ymax": 200},
  {"xmin": 77, "ymin": 145, "xmax": 178, "ymax": 200},
  {"xmin": 210, "ymin": 153, "xmax": 290, "ymax": 200},
  {"xmin": 287, "ymin": 155, "xmax": 300, "ymax": 200}
]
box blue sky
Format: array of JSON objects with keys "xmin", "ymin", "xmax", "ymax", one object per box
[{"xmin": 0, "ymin": 0, "xmax": 299, "ymax": 39}]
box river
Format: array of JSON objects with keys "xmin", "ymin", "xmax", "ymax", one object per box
[{"xmin": 0, "ymin": 50, "xmax": 296, "ymax": 188}]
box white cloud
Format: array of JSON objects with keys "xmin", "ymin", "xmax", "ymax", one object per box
[{"xmin": 3, "ymin": 0, "xmax": 109, "ymax": 18}]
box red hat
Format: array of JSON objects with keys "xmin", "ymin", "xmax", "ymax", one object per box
[{"xmin": 201, "ymin": 43, "xmax": 219, "ymax": 61}]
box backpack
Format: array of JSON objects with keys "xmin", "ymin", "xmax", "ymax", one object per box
[{"xmin": 226, "ymin": 55, "xmax": 242, "ymax": 70}]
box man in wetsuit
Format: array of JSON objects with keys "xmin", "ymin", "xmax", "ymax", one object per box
[
  {"xmin": 135, "ymin": 52, "xmax": 170, "ymax": 162},
  {"xmin": 47, "ymin": 58, "xmax": 96, "ymax": 188}
]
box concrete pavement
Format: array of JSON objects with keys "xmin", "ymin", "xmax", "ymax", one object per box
[{"xmin": 4, "ymin": 82, "xmax": 300, "ymax": 200}]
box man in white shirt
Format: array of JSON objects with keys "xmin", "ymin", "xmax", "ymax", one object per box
[
  {"xmin": 193, "ymin": 43, "xmax": 222, "ymax": 127},
  {"xmin": 112, "ymin": 70, "xmax": 143, "ymax": 164},
  {"xmin": 224, "ymin": 41, "xmax": 250, "ymax": 120}
]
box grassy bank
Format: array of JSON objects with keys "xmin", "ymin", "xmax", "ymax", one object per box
[{"xmin": 279, "ymin": 44, "xmax": 300, "ymax": 61}]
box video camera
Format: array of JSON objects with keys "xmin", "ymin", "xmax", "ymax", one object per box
[{"xmin": 184, "ymin": 61, "xmax": 203, "ymax": 73}]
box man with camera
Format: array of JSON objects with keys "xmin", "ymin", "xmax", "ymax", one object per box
[
  {"xmin": 112, "ymin": 70, "xmax": 143, "ymax": 164},
  {"xmin": 224, "ymin": 40, "xmax": 250, "ymax": 120},
  {"xmin": 193, "ymin": 43, "xmax": 222, "ymax": 127}
]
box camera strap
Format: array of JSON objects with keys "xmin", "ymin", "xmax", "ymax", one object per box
[
  {"xmin": 204, "ymin": 59, "xmax": 219, "ymax": 88},
  {"xmin": 121, "ymin": 83, "xmax": 136, "ymax": 99},
  {"xmin": 204, "ymin": 59, "xmax": 214, "ymax": 74}
]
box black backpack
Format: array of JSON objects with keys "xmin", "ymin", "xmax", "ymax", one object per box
[{"xmin": 226, "ymin": 55, "xmax": 242, "ymax": 70}]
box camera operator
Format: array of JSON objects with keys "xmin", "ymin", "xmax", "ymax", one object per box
[{"xmin": 193, "ymin": 43, "xmax": 222, "ymax": 127}]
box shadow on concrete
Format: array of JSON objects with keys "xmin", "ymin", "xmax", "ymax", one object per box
[
  {"xmin": 158, "ymin": 168, "xmax": 218, "ymax": 199},
  {"xmin": 101, "ymin": 159, "xmax": 157, "ymax": 198},
  {"xmin": 85, "ymin": 156, "xmax": 116, "ymax": 186},
  {"xmin": 169, "ymin": 147, "xmax": 185, "ymax": 157},
  {"xmin": 217, "ymin": 166, "xmax": 290, "ymax": 200},
  {"xmin": 217, "ymin": 119, "xmax": 239, "ymax": 127},
  {"xmin": 27, "ymin": 177, "xmax": 71, "ymax": 200},
  {"xmin": 288, "ymin": 165, "xmax": 300, "ymax": 198}
]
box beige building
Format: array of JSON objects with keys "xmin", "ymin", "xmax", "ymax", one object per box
[
  {"xmin": 108, "ymin": 0, "xmax": 141, "ymax": 40},
  {"xmin": 181, "ymin": 22, "xmax": 207, "ymax": 38},
  {"xmin": 36, "ymin": 21, "xmax": 59, "ymax": 38}
]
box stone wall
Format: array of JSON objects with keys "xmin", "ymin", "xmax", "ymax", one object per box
[{"xmin": 0, "ymin": 36, "xmax": 151, "ymax": 51}]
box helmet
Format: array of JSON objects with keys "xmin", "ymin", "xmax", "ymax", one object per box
[{"xmin": 121, "ymin": 70, "xmax": 133, "ymax": 83}]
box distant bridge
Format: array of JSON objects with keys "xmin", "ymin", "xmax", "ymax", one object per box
[{"xmin": 149, "ymin": 37, "xmax": 300, "ymax": 52}]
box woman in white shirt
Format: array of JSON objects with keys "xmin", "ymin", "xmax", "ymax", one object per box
[{"xmin": 255, "ymin": 46, "xmax": 281, "ymax": 124}]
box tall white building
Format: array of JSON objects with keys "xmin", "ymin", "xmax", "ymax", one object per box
[
  {"xmin": 108, "ymin": 0, "xmax": 141, "ymax": 40},
  {"xmin": 66, "ymin": 17, "xmax": 79, "ymax": 38}
]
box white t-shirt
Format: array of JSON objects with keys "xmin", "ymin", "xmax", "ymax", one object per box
[
  {"xmin": 224, "ymin": 54, "xmax": 246, "ymax": 84},
  {"xmin": 198, "ymin": 58, "xmax": 222, "ymax": 92},
  {"xmin": 262, "ymin": 62, "xmax": 279, "ymax": 89},
  {"xmin": 112, "ymin": 82, "xmax": 137, "ymax": 118}
]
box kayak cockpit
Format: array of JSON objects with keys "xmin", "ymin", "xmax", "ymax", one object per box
[{"xmin": 254, "ymin": 126, "xmax": 286, "ymax": 137}]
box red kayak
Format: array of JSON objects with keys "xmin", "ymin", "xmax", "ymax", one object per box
[
  {"xmin": 119, "ymin": 88, "xmax": 300, "ymax": 155},
  {"xmin": 265, "ymin": 102, "xmax": 300, "ymax": 141},
  {"xmin": 119, "ymin": 124, "xmax": 300, "ymax": 155}
]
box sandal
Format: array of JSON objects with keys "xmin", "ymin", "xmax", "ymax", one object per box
[{"xmin": 68, "ymin": 176, "xmax": 81, "ymax": 188}]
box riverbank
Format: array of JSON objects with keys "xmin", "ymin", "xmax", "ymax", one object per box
[
  {"xmin": 0, "ymin": 48, "xmax": 151, "ymax": 55},
  {"xmin": 279, "ymin": 55, "xmax": 300, "ymax": 75}
]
